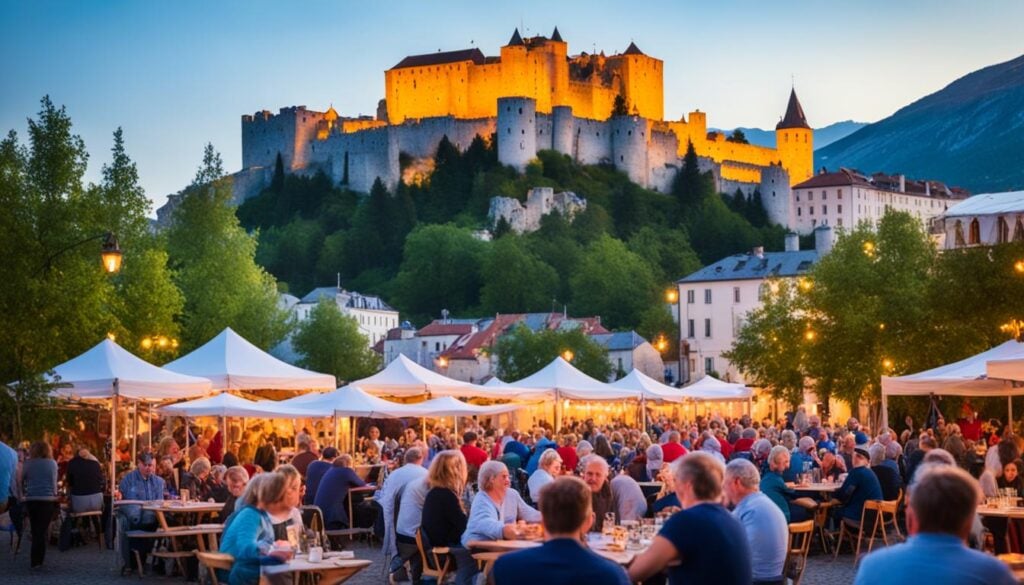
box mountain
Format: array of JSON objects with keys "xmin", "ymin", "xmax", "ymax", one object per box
[
  {"xmin": 815, "ymin": 54, "xmax": 1024, "ymax": 193},
  {"xmin": 711, "ymin": 121, "xmax": 867, "ymax": 150}
]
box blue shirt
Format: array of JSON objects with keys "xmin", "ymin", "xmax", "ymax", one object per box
[
  {"xmin": 760, "ymin": 470, "xmax": 796, "ymax": 523},
  {"xmin": 785, "ymin": 451, "xmax": 816, "ymax": 482},
  {"xmin": 219, "ymin": 505, "xmax": 278, "ymax": 585},
  {"xmin": 303, "ymin": 460, "xmax": 331, "ymax": 505},
  {"xmin": 733, "ymin": 492, "xmax": 788, "ymax": 580},
  {"xmin": 854, "ymin": 533, "xmax": 1015, "ymax": 585},
  {"xmin": 837, "ymin": 466, "xmax": 883, "ymax": 522},
  {"xmin": 493, "ymin": 538, "xmax": 630, "ymax": 585},
  {"xmin": 313, "ymin": 466, "xmax": 365, "ymax": 528},
  {"xmin": 659, "ymin": 503, "xmax": 752, "ymax": 585},
  {"xmin": 0, "ymin": 441, "xmax": 16, "ymax": 500},
  {"xmin": 118, "ymin": 468, "xmax": 165, "ymax": 524},
  {"xmin": 462, "ymin": 488, "xmax": 541, "ymax": 547},
  {"xmin": 504, "ymin": 440, "xmax": 530, "ymax": 462},
  {"xmin": 525, "ymin": 438, "xmax": 557, "ymax": 475}
]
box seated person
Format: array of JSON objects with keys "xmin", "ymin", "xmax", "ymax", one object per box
[
  {"xmin": 116, "ymin": 453, "xmax": 165, "ymax": 575},
  {"xmin": 65, "ymin": 446, "xmax": 104, "ymax": 513},
  {"xmin": 834, "ymin": 447, "xmax": 883, "ymax": 527},
  {"xmin": 207, "ymin": 464, "xmax": 230, "ymax": 503},
  {"xmin": 609, "ymin": 472, "xmax": 647, "ymax": 522},
  {"xmin": 493, "ymin": 476, "xmax": 630, "ymax": 585},
  {"xmin": 219, "ymin": 466, "xmax": 250, "ymax": 522},
  {"xmin": 157, "ymin": 455, "xmax": 179, "ymax": 498},
  {"xmin": 869, "ymin": 444, "xmax": 902, "ymax": 501},
  {"xmin": 268, "ymin": 464, "xmax": 305, "ymax": 541},
  {"xmin": 313, "ymin": 454, "xmax": 366, "ymax": 529},
  {"xmin": 179, "ymin": 457, "xmax": 213, "ymax": 500},
  {"xmin": 219, "ymin": 474, "xmax": 292, "ymax": 585},
  {"xmin": 761, "ymin": 445, "xmax": 815, "ymax": 523},
  {"xmin": 463, "ymin": 460, "xmax": 541, "ymax": 545},
  {"xmin": 421, "ymin": 450, "xmax": 476, "ymax": 585},
  {"xmin": 785, "ymin": 436, "xmax": 821, "ymax": 482},
  {"xmin": 580, "ymin": 455, "xmax": 616, "ymax": 531},
  {"xmin": 527, "ymin": 449, "xmax": 562, "ymax": 502}
]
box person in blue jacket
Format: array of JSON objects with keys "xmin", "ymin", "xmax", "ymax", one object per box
[{"xmin": 220, "ymin": 474, "xmax": 292, "ymax": 585}]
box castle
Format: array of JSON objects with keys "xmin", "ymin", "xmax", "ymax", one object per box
[
  {"xmin": 488, "ymin": 187, "xmax": 588, "ymax": 234},
  {"xmin": 228, "ymin": 29, "xmax": 813, "ymax": 227}
]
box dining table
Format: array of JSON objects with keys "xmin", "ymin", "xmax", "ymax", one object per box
[
  {"xmin": 467, "ymin": 533, "xmax": 649, "ymax": 567},
  {"xmin": 260, "ymin": 552, "xmax": 372, "ymax": 585}
]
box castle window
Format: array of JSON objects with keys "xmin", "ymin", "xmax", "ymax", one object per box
[
  {"xmin": 838, "ymin": 218, "xmax": 843, "ymax": 226},
  {"xmin": 822, "ymin": 191, "xmax": 827, "ymax": 200},
  {"xmin": 796, "ymin": 193, "xmax": 800, "ymax": 202},
  {"xmin": 838, "ymin": 205, "xmax": 843, "ymax": 214},
  {"xmin": 969, "ymin": 219, "xmax": 981, "ymax": 245},
  {"xmin": 822, "ymin": 205, "xmax": 827, "ymax": 214},
  {"xmin": 797, "ymin": 208, "xmax": 802, "ymax": 217},
  {"xmin": 809, "ymin": 206, "xmax": 814, "ymax": 216},
  {"xmin": 808, "ymin": 192, "xmax": 813, "ymax": 201},
  {"xmin": 507, "ymin": 128, "xmax": 511, "ymax": 134},
  {"xmin": 522, "ymin": 129, "xmax": 525, "ymax": 135},
  {"xmin": 518, "ymin": 107, "xmax": 523, "ymax": 114}
]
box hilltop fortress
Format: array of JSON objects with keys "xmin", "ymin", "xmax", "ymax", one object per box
[{"xmin": 223, "ymin": 29, "xmax": 813, "ymax": 227}]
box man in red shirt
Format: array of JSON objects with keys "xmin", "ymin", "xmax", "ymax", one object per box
[
  {"xmin": 460, "ymin": 431, "xmax": 489, "ymax": 470},
  {"xmin": 959, "ymin": 407, "xmax": 983, "ymax": 442},
  {"xmin": 557, "ymin": 435, "xmax": 578, "ymax": 474},
  {"xmin": 660, "ymin": 431, "xmax": 688, "ymax": 463}
]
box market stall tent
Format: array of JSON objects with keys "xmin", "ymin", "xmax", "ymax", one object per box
[
  {"xmin": 506, "ymin": 357, "xmax": 639, "ymax": 401},
  {"xmin": 678, "ymin": 375, "xmax": 752, "ymax": 401},
  {"xmin": 159, "ymin": 392, "xmax": 310, "ymax": 419},
  {"xmin": 881, "ymin": 340, "xmax": 1024, "ymax": 428},
  {"xmin": 987, "ymin": 357, "xmax": 1024, "ymax": 382},
  {"xmin": 400, "ymin": 395, "xmax": 523, "ymax": 417},
  {"xmin": 280, "ymin": 386, "xmax": 421, "ymax": 419},
  {"xmin": 350, "ymin": 354, "xmax": 487, "ymax": 398},
  {"xmin": 163, "ymin": 327, "xmax": 336, "ymax": 391},
  {"xmin": 610, "ymin": 369, "xmax": 685, "ymax": 403}
]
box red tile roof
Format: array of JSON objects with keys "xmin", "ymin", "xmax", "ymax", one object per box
[
  {"xmin": 416, "ymin": 322, "xmax": 475, "ymax": 337},
  {"xmin": 440, "ymin": 313, "xmax": 610, "ymax": 361}
]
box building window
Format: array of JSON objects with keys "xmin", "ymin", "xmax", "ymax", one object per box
[
  {"xmin": 838, "ymin": 204, "xmax": 843, "ymax": 214},
  {"xmin": 797, "ymin": 208, "xmax": 802, "ymax": 217},
  {"xmin": 733, "ymin": 287, "xmax": 740, "ymax": 303},
  {"xmin": 809, "ymin": 192, "xmax": 813, "ymax": 201},
  {"xmin": 838, "ymin": 189, "xmax": 843, "ymax": 199},
  {"xmin": 704, "ymin": 357, "xmax": 714, "ymax": 374},
  {"xmin": 1015, "ymin": 218, "xmax": 1024, "ymax": 242},
  {"xmin": 822, "ymin": 191, "xmax": 827, "ymax": 201},
  {"xmin": 687, "ymin": 319, "xmax": 695, "ymax": 338},
  {"xmin": 687, "ymin": 290, "xmax": 695, "ymax": 304},
  {"xmin": 796, "ymin": 193, "xmax": 800, "ymax": 202},
  {"xmin": 704, "ymin": 289, "xmax": 712, "ymax": 304},
  {"xmin": 435, "ymin": 342, "xmax": 441, "ymax": 351},
  {"xmin": 809, "ymin": 206, "xmax": 814, "ymax": 216},
  {"xmin": 704, "ymin": 318, "xmax": 711, "ymax": 338},
  {"xmin": 969, "ymin": 219, "xmax": 981, "ymax": 245},
  {"xmin": 837, "ymin": 218, "xmax": 843, "ymax": 227},
  {"xmin": 998, "ymin": 216, "xmax": 1010, "ymax": 244}
]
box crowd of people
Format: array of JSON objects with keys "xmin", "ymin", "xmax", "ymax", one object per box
[{"xmin": 1, "ymin": 404, "xmax": 1022, "ymax": 584}]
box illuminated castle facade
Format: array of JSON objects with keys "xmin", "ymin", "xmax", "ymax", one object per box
[{"xmin": 231, "ymin": 29, "xmax": 813, "ymax": 227}]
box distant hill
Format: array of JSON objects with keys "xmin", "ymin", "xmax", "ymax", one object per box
[
  {"xmin": 711, "ymin": 121, "xmax": 867, "ymax": 150},
  {"xmin": 815, "ymin": 54, "xmax": 1024, "ymax": 193}
]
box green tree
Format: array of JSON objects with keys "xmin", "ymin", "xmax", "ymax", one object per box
[
  {"xmin": 494, "ymin": 324, "xmax": 611, "ymax": 382},
  {"xmin": 723, "ymin": 279, "xmax": 809, "ymax": 407},
  {"xmin": 727, "ymin": 129, "xmax": 749, "ymax": 144},
  {"xmin": 480, "ymin": 236, "xmax": 559, "ymax": 314},
  {"xmin": 393, "ymin": 224, "xmax": 487, "ymax": 322},
  {"xmin": 292, "ymin": 299, "xmax": 381, "ymax": 383},
  {"xmin": 271, "ymin": 152, "xmax": 285, "ymax": 193},
  {"xmin": 627, "ymin": 226, "xmax": 702, "ymax": 284},
  {"xmin": 672, "ymin": 141, "xmax": 713, "ymax": 215},
  {"xmin": 611, "ymin": 94, "xmax": 629, "ymax": 117},
  {"xmin": 166, "ymin": 144, "xmax": 291, "ymax": 351},
  {"xmin": 569, "ymin": 235, "xmax": 659, "ymax": 330}
]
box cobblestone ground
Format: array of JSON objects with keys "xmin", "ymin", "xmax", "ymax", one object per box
[{"xmin": 3, "ymin": 537, "xmax": 861, "ymax": 584}]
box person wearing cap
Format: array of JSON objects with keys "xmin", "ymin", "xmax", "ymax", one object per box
[
  {"xmin": 117, "ymin": 452, "xmax": 166, "ymax": 574},
  {"xmin": 834, "ymin": 446, "xmax": 883, "ymax": 526}
]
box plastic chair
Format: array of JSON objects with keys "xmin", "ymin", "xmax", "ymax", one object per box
[{"xmin": 785, "ymin": 520, "xmax": 814, "ymax": 585}]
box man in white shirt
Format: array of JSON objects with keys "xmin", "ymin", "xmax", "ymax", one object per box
[
  {"xmin": 394, "ymin": 473, "xmax": 431, "ymax": 584},
  {"xmin": 724, "ymin": 459, "xmax": 788, "ymax": 585},
  {"xmin": 381, "ymin": 447, "xmax": 428, "ymax": 581}
]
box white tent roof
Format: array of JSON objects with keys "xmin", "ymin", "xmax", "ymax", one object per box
[
  {"xmin": 943, "ymin": 191, "xmax": 1024, "ymax": 218},
  {"xmin": 163, "ymin": 328, "xmax": 336, "ymax": 391},
  {"xmin": 882, "ymin": 340, "xmax": 1024, "ymax": 397},
  {"xmin": 279, "ymin": 386, "xmax": 420, "ymax": 418},
  {"xmin": 351, "ymin": 354, "xmax": 485, "ymax": 398},
  {"xmin": 988, "ymin": 357, "xmax": 1024, "ymax": 382},
  {"xmin": 48, "ymin": 339, "xmax": 212, "ymax": 401},
  {"xmin": 678, "ymin": 375, "xmax": 752, "ymax": 401},
  {"xmin": 484, "ymin": 377, "xmax": 508, "ymax": 388},
  {"xmin": 159, "ymin": 393, "xmax": 309, "ymax": 419},
  {"xmin": 505, "ymin": 357, "xmax": 641, "ymax": 401},
  {"xmin": 610, "ymin": 369, "xmax": 685, "ymax": 403},
  {"xmin": 400, "ymin": 396, "xmax": 523, "ymax": 417}
]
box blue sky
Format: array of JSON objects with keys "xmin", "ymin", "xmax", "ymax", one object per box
[{"xmin": 2, "ymin": 0, "xmax": 1022, "ymax": 212}]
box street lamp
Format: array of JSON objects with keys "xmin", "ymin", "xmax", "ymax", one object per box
[
  {"xmin": 666, "ymin": 287, "xmax": 684, "ymax": 385},
  {"xmin": 1014, "ymin": 260, "xmax": 1024, "ymax": 274},
  {"xmin": 39, "ymin": 231, "xmax": 122, "ymax": 275},
  {"xmin": 561, "ymin": 349, "xmax": 575, "ymax": 362}
]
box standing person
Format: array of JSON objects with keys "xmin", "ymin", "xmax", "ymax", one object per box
[
  {"xmin": 380, "ymin": 447, "xmax": 428, "ymax": 582},
  {"xmin": 492, "ymin": 477, "xmax": 630, "ymax": 585},
  {"xmin": 22, "ymin": 441, "xmax": 59, "ymax": 569},
  {"xmin": 313, "ymin": 454, "xmax": 366, "ymax": 529},
  {"xmin": 117, "ymin": 452, "xmax": 166, "ymax": 574},
  {"xmin": 420, "ymin": 450, "xmax": 474, "ymax": 585},
  {"xmin": 0, "ymin": 440, "xmax": 17, "ymax": 514},
  {"xmin": 724, "ymin": 460, "xmax": 788, "ymax": 585},
  {"xmin": 628, "ymin": 452, "xmax": 752, "ymax": 585},
  {"xmin": 65, "ymin": 446, "xmax": 104, "ymax": 513},
  {"xmin": 289, "ymin": 441, "xmax": 317, "ymax": 477},
  {"xmin": 854, "ymin": 464, "xmax": 1015, "ymax": 585}
]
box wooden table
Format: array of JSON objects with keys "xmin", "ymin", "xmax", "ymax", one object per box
[
  {"xmin": 468, "ymin": 536, "xmax": 647, "ymax": 565},
  {"xmin": 141, "ymin": 502, "xmax": 226, "ymax": 570},
  {"xmin": 791, "ymin": 482, "xmax": 841, "ymax": 494},
  {"xmin": 260, "ymin": 555, "xmax": 372, "ymax": 585},
  {"xmin": 978, "ymin": 506, "xmax": 1024, "ymax": 519}
]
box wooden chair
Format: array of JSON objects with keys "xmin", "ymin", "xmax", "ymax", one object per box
[
  {"xmin": 812, "ymin": 499, "xmax": 838, "ymax": 554},
  {"xmin": 866, "ymin": 489, "xmax": 904, "ymax": 552},
  {"xmin": 196, "ymin": 551, "xmax": 234, "ymax": 585},
  {"xmin": 324, "ymin": 490, "xmax": 375, "ymax": 544},
  {"xmin": 784, "ymin": 520, "xmax": 814, "ymax": 585},
  {"xmin": 833, "ymin": 500, "xmax": 882, "ymax": 563},
  {"xmin": 68, "ymin": 509, "xmax": 104, "ymax": 549},
  {"xmin": 415, "ymin": 528, "xmax": 451, "ymax": 584}
]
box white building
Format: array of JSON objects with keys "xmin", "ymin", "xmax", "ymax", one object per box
[
  {"xmin": 786, "ymin": 168, "xmax": 967, "ymax": 235},
  {"xmin": 379, "ymin": 319, "xmax": 478, "ymax": 369},
  {"xmin": 294, "ymin": 286, "xmax": 400, "ymax": 346},
  {"xmin": 591, "ymin": 331, "xmax": 666, "ymax": 382},
  {"xmin": 674, "ymin": 228, "xmax": 832, "ymax": 384},
  {"xmin": 932, "ymin": 190, "xmax": 1024, "ymax": 249}
]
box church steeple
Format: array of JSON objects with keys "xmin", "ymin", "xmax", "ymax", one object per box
[
  {"xmin": 508, "ymin": 28, "xmax": 524, "ymax": 47},
  {"xmin": 776, "ymin": 88, "xmax": 810, "ymax": 130},
  {"xmin": 551, "ymin": 26, "xmax": 563, "ymax": 43}
]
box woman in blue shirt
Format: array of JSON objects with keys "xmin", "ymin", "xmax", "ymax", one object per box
[{"xmin": 219, "ymin": 474, "xmax": 292, "ymax": 585}]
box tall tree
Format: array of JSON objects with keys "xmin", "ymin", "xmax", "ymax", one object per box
[
  {"xmin": 494, "ymin": 324, "xmax": 611, "ymax": 382},
  {"xmin": 166, "ymin": 144, "xmax": 291, "ymax": 351},
  {"xmin": 393, "ymin": 224, "xmax": 487, "ymax": 322},
  {"xmin": 292, "ymin": 299, "xmax": 381, "ymax": 383},
  {"xmin": 569, "ymin": 235, "xmax": 659, "ymax": 330},
  {"xmin": 480, "ymin": 236, "xmax": 559, "ymax": 314}
]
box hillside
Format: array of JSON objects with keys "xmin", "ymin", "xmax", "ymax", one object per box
[
  {"xmin": 712, "ymin": 121, "xmax": 866, "ymax": 149},
  {"xmin": 815, "ymin": 54, "xmax": 1024, "ymax": 193}
]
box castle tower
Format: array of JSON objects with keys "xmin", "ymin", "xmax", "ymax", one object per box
[
  {"xmin": 497, "ymin": 96, "xmax": 537, "ymax": 171},
  {"xmin": 759, "ymin": 163, "xmax": 793, "ymax": 227},
  {"xmin": 611, "ymin": 115, "xmax": 650, "ymax": 186},
  {"xmin": 551, "ymin": 105, "xmax": 575, "ymax": 156},
  {"xmin": 775, "ymin": 89, "xmax": 813, "ymax": 186}
]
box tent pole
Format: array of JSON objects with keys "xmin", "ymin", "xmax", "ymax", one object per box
[
  {"xmin": 111, "ymin": 380, "xmax": 119, "ymax": 498},
  {"xmin": 554, "ymin": 390, "xmax": 561, "ymax": 432},
  {"xmin": 747, "ymin": 397, "xmax": 752, "ymax": 418},
  {"xmin": 1009, "ymin": 396, "xmax": 1014, "ymax": 430},
  {"xmin": 333, "ymin": 414, "xmax": 339, "ymax": 450},
  {"xmin": 880, "ymin": 393, "xmax": 889, "ymax": 432},
  {"xmin": 131, "ymin": 401, "xmax": 138, "ymax": 464},
  {"xmin": 184, "ymin": 415, "xmax": 190, "ymax": 465},
  {"xmin": 148, "ymin": 402, "xmax": 153, "ymax": 451},
  {"xmin": 454, "ymin": 416, "xmax": 458, "ymax": 437}
]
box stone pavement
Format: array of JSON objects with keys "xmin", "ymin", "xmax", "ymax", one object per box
[{"xmin": 3, "ymin": 536, "xmax": 861, "ymax": 584}]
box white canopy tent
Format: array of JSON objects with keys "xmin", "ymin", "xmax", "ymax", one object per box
[
  {"xmin": 400, "ymin": 396, "xmax": 523, "ymax": 417},
  {"xmin": 987, "ymin": 357, "xmax": 1024, "ymax": 382},
  {"xmin": 280, "ymin": 386, "xmax": 421, "ymax": 419},
  {"xmin": 158, "ymin": 393, "xmax": 311, "ymax": 419},
  {"xmin": 45, "ymin": 338, "xmax": 213, "ymax": 494},
  {"xmin": 350, "ymin": 355, "xmax": 487, "ymax": 398},
  {"xmin": 610, "ymin": 369, "xmax": 685, "ymax": 403},
  {"xmin": 163, "ymin": 327, "xmax": 336, "ymax": 391},
  {"xmin": 881, "ymin": 340, "xmax": 1024, "ymax": 429},
  {"xmin": 678, "ymin": 375, "xmax": 752, "ymax": 401}
]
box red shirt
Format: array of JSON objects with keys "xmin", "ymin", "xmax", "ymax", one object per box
[
  {"xmin": 661, "ymin": 442, "xmax": 688, "ymax": 463},
  {"xmin": 718, "ymin": 439, "xmax": 733, "ymax": 459},
  {"xmin": 733, "ymin": 438, "xmax": 754, "ymax": 453},
  {"xmin": 557, "ymin": 445, "xmax": 578, "ymax": 472},
  {"xmin": 461, "ymin": 444, "xmax": 489, "ymax": 469},
  {"xmin": 960, "ymin": 418, "xmax": 982, "ymax": 442}
]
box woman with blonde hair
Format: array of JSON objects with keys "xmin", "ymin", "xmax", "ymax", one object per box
[
  {"xmin": 269, "ymin": 464, "xmax": 305, "ymax": 542},
  {"xmin": 220, "ymin": 472, "xmax": 293, "ymax": 584},
  {"xmin": 420, "ymin": 450, "xmax": 476, "ymax": 585},
  {"xmin": 157, "ymin": 436, "xmax": 183, "ymax": 469}
]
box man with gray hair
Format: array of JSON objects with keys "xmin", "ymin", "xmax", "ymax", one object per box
[
  {"xmin": 869, "ymin": 443, "xmax": 902, "ymax": 501},
  {"xmin": 381, "ymin": 447, "xmax": 428, "ymax": 581},
  {"xmin": 581, "ymin": 455, "xmax": 616, "ymax": 531},
  {"xmin": 463, "ymin": 460, "xmax": 540, "ymax": 545},
  {"xmin": 725, "ymin": 459, "xmax": 788, "ymax": 585}
]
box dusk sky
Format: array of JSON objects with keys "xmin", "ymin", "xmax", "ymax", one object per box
[{"xmin": 3, "ymin": 0, "xmax": 1023, "ymax": 212}]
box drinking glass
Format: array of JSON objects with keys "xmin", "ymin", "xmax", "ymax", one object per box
[{"xmin": 602, "ymin": 512, "xmax": 617, "ymax": 536}]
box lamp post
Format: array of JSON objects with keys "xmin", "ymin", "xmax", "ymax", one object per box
[
  {"xmin": 38, "ymin": 231, "xmax": 122, "ymax": 275},
  {"xmin": 665, "ymin": 288, "xmax": 683, "ymax": 385}
]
